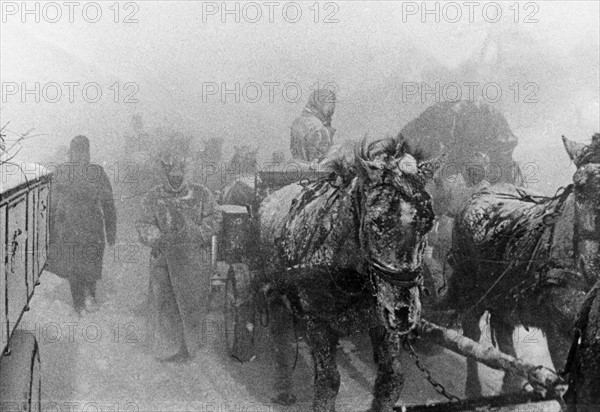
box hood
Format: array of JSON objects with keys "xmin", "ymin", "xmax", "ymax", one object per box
[
  {"xmin": 302, "ymin": 89, "xmax": 336, "ymax": 127},
  {"xmin": 68, "ymin": 135, "xmax": 91, "ymax": 164}
]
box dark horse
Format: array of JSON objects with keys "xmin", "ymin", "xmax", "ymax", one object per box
[
  {"xmin": 446, "ymin": 134, "xmax": 600, "ymax": 398},
  {"xmin": 565, "ymin": 279, "xmax": 600, "ymax": 411},
  {"xmin": 259, "ymin": 136, "xmax": 443, "ymax": 411}
]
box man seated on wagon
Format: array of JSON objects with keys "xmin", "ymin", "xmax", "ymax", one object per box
[
  {"xmin": 290, "ymin": 88, "xmax": 337, "ymax": 169},
  {"xmin": 135, "ymin": 138, "xmax": 222, "ymax": 362}
]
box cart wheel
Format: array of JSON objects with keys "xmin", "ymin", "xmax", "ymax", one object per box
[
  {"xmin": 0, "ymin": 330, "xmax": 41, "ymax": 411},
  {"xmin": 223, "ymin": 264, "xmax": 256, "ymax": 362},
  {"xmin": 224, "ymin": 267, "xmax": 237, "ymax": 354}
]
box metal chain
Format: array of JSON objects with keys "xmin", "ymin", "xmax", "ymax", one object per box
[{"xmin": 404, "ymin": 339, "xmax": 462, "ymax": 402}]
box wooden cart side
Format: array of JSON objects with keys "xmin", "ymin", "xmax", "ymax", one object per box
[
  {"xmin": 217, "ymin": 204, "xmax": 260, "ymax": 362},
  {"xmin": 1, "ymin": 166, "xmax": 51, "ymax": 412},
  {"xmin": 2, "ymin": 173, "xmax": 52, "ymax": 354}
]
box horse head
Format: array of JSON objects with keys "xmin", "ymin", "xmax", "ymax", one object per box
[
  {"xmin": 564, "ymin": 133, "xmax": 600, "ymax": 283},
  {"xmin": 230, "ymin": 145, "xmax": 258, "ymax": 174},
  {"xmin": 354, "ymin": 137, "xmax": 444, "ymax": 334},
  {"xmin": 564, "ymin": 134, "xmax": 600, "ymax": 200}
]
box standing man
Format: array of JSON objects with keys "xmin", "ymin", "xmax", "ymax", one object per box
[
  {"xmin": 290, "ymin": 88, "xmax": 336, "ymax": 167},
  {"xmin": 48, "ymin": 135, "xmax": 117, "ymax": 315},
  {"xmin": 136, "ymin": 140, "xmax": 222, "ymax": 362}
]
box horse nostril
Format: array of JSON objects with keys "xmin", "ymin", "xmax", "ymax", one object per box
[{"xmin": 395, "ymin": 307, "xmax": 410, "ymax": 321}]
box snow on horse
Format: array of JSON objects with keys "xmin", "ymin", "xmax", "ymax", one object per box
[
  {"xmin": 259, "ymin": 136, "xmax": 443, "ymax": 412},
  {"xmin": 446, "ymin": 134, "xmax": 600, "ymax": 398}
]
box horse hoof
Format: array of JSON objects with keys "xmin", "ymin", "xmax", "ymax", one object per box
[{"xmin": 271, "ymin": 392, "xmax": 297, "ymax": 406}]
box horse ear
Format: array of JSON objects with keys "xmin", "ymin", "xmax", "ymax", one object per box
[
  {"xmin": 562, "ymin": 135, "xmax": 587, "ymax": 165},
  {"xmin": 419, "ymin": 153, "xmax": 447, "ymax": 180}
]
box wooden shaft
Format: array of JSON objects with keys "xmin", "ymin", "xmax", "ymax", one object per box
[
  {"xmin": 417, "ymin": 319, "xmax": 561, "ymax": 392},
  {"xmin": 211, "ymin": 235, "xmax": 217, "ymax": 268}
]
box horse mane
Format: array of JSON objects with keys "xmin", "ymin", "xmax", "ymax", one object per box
[
  {"xmin": 357, "ymin": 134, "xmax": 425, "ymax": 162},
  {"xmin": 324, "ymin": 134, "xmax": 425, "ymax": 181}
]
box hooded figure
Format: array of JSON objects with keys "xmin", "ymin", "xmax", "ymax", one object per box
[
  {"xmin": 290, "ymin": 89, "xmax": 336, "ymax": 165},
  {"xmin": 47, "ymin": 135, "xmax": 117, "ymax": 314},
  {"xmin": 135, "ymin": 140, "xmax": 222, "ymax": 362}
]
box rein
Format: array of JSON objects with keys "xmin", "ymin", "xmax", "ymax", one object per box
[{"xmin": 463, "ymin": 184, "xmax": 574, "ymax": 315}]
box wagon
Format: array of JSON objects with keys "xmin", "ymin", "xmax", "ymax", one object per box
[
  {"xmin": 214, "ymin": 169, "xmax": 568, "ymax": 411},
  {"xmin": 214, "ymin": 169, "xmax": 330, "ymax": 360},
  {"xmin": 1, "ymin": 163, "xmax": 52, "ymax": 411}
]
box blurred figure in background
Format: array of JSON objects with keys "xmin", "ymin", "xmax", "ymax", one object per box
[
  {"xmin": 272, "ymin": 150, "xmax": 286, "ymax": 165},
  {"xmin": 135, "ymin": 138, "xmax": 222, "ymax": 362},
  {"xmin": 290, "ymin": 88, "xmax": 336, "ymax": 168},
  {"xmin": 47, "ymin": 135, "xmax": 117, "ymax": 315}
]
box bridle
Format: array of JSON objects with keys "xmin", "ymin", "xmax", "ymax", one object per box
[
  {"xmin": 353, "ymin": 175, "xmax": 427, "ymax": 291},
  {"xmin": 367, "ymin": 258, "xmax": 424, "ymax": 289}
]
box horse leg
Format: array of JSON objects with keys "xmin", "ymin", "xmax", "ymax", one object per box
[
  {"xmin": 462, "ymin": 312, "xmax": 483, "ymax": 398},
  {"xmin": 369, "ymin": 325, "xmax": 403, "ymax": 412},
  {"xmin": 489, "ymin": 316, "xmax": 522, "ymax": 394},
  {"xmin": 545, "ymin": 321, "xmax": 571, "ymax": 374},
  {"xmin": 270, "ymin": 300, "xmax": 296, "ymax": 406},
  {"xmin": 305, "ymin": 318, "xmax": 340, "ymax": 412}
]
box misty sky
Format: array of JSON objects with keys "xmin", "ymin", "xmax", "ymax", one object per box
[{"xmin": 1, "ymin": 1, "xmax": 598, "ymax": 192}]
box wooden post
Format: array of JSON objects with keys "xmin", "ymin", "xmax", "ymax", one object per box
[{"xmin": 417, "ymin": 319, "xmax": 565, "ymax": 396}]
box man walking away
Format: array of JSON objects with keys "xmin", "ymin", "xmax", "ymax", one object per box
[{"xmin": 47, "ymin": 135, "xmax": 117, "ymax": 315}]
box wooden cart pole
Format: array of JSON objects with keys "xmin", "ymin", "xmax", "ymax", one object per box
[
  {"xmin": 211, "ymin": 235, "xmax": 218, "ymax": 269},
  {"xmin": 416, "ymin": 319, "xmax": 565, "ymax": 396}
]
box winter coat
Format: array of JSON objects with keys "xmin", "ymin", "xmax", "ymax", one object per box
[
  {"xmin": 47, "ymin": 162, "xmax": 116, "ymax": 281},
  {"xmin": 290, "ymin": 89, "xmax": 336, "ymax": 163},
  {"xmin": 136, "ymin": 182, "xmax": 222, "ymax": 357}
]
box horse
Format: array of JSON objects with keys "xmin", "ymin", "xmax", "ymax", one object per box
[
  {"xmin": 564, "ymin": 279, "xmax": 600, "ymax": 411},
  {"xmin": 401, "ymin": 101, "xmax": 525, "ymax": 298},
  {"xmin": 445, "ymin": 134, "xmax": 600, "ymax": 398},
  {"xmin": 219, "ymin": 145, "xmax": 259, "ymax": 210},
  {"xmin": 258, "ymin": 136, "xmax": 443, "ymax": 412}
]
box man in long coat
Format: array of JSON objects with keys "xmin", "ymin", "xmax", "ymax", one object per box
[
  {"xmin": 47, "ymin": 135, "xmax": 117, "ymax": 314},
  {"xmin": 136, "ymin": 142, "xmax": 222, "ymax": 362},
  {"xmin": 290, "ymin": 88, "xmax": 336, "ymax": 166}
]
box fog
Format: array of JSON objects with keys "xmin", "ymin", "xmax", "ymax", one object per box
[
  {"xmin": 1, "ymin": 1, "xmax": 599, "ymax": 193},
  {"xmin": 1, "ymin": 3, "xmax": 599, "ymax": 409}
]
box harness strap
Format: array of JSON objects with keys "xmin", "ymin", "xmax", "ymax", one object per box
[
  {"xmin": 577, "ymin": 228, "xmax": 600, "ymax": 241},
  {"xmin": 465, "ymin": 185, "xmax": 574, "ymax": 315},
  {"xmin": 373, "ymin": 271, "xmax": 424, "ymax": 289}
]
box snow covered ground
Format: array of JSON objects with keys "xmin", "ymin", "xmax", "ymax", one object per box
[{"xmin": 16, "ymin": 206, "xmax": 560, "ymax": 411}]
